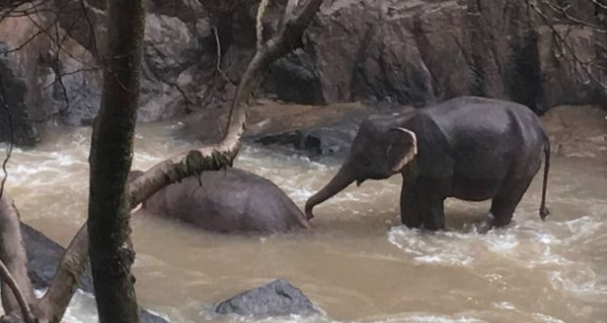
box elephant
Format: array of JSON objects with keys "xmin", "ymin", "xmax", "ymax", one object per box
[
  {"xmin": 129, "ymin": 168, "xmax": 310, "ymax": 233},
  {"xmin": 305, "ymin": 96, "xmax": 551, "ymax": 231}
]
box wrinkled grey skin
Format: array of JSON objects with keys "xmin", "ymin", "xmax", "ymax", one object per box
[
  {"xmin": 130, "ymin": 168, "xmax": 310, "ymax": 234},
  {"xmin": 305, "ymin": 96, "xmax": 551, "ymax": 231}
]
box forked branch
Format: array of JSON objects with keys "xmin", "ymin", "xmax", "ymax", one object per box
[{"xmin": 126, "ymin": 0, "xmax": 324, "ymax": 207}]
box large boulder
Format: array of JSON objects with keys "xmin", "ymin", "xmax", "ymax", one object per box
[
  {"xmin": 0, "ymin": 0, "xmax": 212, "ymax": 137},
  {"xmin": 21, "ymin": 223, "xmax": 171, "ymax": 323},
  {"xmin": 215, "ymin": 279, "xmax": 318, "ymax": 318},
  {"xmin": 138, "ymin": 12, "xmax": 205, "ymax": 122}
]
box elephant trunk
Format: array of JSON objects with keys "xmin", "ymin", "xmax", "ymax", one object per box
[{"xmin": 305, "ymin": 160, "xmax": 355, "ymax": 220}]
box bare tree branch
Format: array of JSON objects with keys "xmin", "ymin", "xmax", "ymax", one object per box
[
  {"xmin": 1, "ymin": 0, "xmax": 101, "ymax": 126},
  {"xmin": 527, "ymin": 0, "xmax": 607, "ymax": 91},
  {"xmin": 37, "ymin": 225, "xmax": 89, "ymax": 323},
  {"xmin": 0, "ymin": 259, "xmax": 35, "ymax": 323},
  {"xmin": 212, "ymin": 26, "xmax": 234, "ymax": 86},
  {"xmin": 593, "ymin": 0, "xmax": 607, "ymax": 10},
  {"xmin": 0, "ymin": 193, "xmax": 36, "ymax": 323},
  {"xmin": 256, "ymin": 0, "xmax": 270, "ymax": 52},
  {"xmin": 537, "ymin": 0, "xmax": 607, "ymax": 33},
  {"xmin": 127, "ymin": 0, "xmax": 324, "ymax": 207},
  {"xmin": 281, "ymin": 0, "xmax": 299, "ymax": 30}
]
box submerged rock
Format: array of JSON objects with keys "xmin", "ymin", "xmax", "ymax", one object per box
[
  {"xmin": 21, "ymin": 223, "xmax": 171, "ymax": 323},
  {"xmin": 215, "ymin": 279, "xmax": 318, "ymax": 318}
]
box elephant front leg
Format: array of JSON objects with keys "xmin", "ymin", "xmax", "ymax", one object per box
[
  {"xmin": 400, "ymin": 176, "xmax": 421, "ymax": 228},
  {"xmin": 417, "ymin": 177, "xmax": 449, "ymax": 231}
]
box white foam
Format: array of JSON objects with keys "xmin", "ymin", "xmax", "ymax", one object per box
[
  {"xmin": 387, "ymin": 228, "xmax": 475, "ymax": 266},
  {"xmin": 492, "ymin": 301, "xmax": 516, "ymax": 310},
  {"xmin": 532, "ymin": 313, "xmax": 566, "ymax": 323}
]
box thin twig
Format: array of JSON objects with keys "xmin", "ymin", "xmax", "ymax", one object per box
[
  {"xmin": 528, "ymin": 0, "xmax": 607, "ymax": 90},
  {"xmin": 538, "ymin": 0, "xmax": 607, "ymax": 33},
  {"xmin": 0, "ymin": 66, "xmax": 14, "ymax": 201},
  {"xmin": 592, "ymin": 0, "xmax": 607, "ymax": 10},
  {"xmin": 212, "ymin": 26, "xmax": 234, "ymax": 86},
  {"xmin": 79, "ymin": 0, "xmax": 100, "ymax": 60},
  {"xmin": 256, "ymin": 0, "xmax": 270, "ymax": 52},
  {"xmin": 54, "ymin": 18, "xmax": 71, "ymax": 119}
]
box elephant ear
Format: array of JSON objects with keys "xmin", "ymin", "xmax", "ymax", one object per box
[{"xmin": 385, "ymin": 127, "xmax": 417, "ymax": 172}]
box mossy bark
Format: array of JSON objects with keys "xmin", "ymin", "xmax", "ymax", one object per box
[{"xmin": 87, "ymin": 0, "xmax": 146, "ymax": 322}]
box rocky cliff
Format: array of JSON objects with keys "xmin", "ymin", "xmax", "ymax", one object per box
[{"xmin": 0, "ymin": 0, "xmax": 605, "ymax": 145}]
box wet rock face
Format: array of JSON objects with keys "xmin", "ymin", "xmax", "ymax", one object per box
[
  {"xmin": 215, "ymin": 279, "xmax": 318, "ymax": 318},
  {"xmin": 0, "ymin": 0, "xmax": 211, "ymax": 137},
  {"xmin": 264, "ymin": 49, "xmax": 325, "ymax": 105},
  {"xmin": 0, "ymin": 43, "xmax": 39, "ymax": 146},
  {"xmin": 1, "ymin": 0, "xmax": 604, "ymax": 146},
  {"xmin": 301, "ymin": 0, "xmax": 605, "ymax": 111},
  {"xmin": 0, "ymin": 3, "xmax": 104, "ymax": 133}
]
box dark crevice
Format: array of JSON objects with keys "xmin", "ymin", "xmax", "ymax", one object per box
[{"xmin": 507, "ymin": 30, "xmax": 544, "ymax": 113}]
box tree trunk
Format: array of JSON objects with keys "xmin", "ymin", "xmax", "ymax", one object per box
[{"xmin": 87, "ymin": 0, "xmax": 145, "ymax": 322}]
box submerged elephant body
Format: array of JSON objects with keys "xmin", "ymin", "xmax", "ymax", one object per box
[
  {"xmin": 132, "ymin": 168, "xmax": 310, "ymax": 233},
  {"xmin": 306, "ymin": 96, "xmax": 550, "ymax": 231}
]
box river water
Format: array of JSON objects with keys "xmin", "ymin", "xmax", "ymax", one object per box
[{"xmin": 2, "ymin": 122, "xmax": 606, "ymax": 323}]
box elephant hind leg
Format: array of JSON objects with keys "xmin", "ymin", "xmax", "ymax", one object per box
[{"xmin": 490, "ymin": 176, "xmax": 534, "ymax": 228}]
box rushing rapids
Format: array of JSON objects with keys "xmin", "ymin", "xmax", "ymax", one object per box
[{"xmin": 1, "ymin": 122, "xmax": 606, "ymax": 323}]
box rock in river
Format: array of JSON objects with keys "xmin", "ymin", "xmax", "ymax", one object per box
[{"xmin": 215, "ymin": 279, "xmax": 319, "ymax": 318}]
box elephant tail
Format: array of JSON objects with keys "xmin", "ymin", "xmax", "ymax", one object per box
[{"xmin": 539, "ymin": 137, "xmax": 550, "ymax": 221}]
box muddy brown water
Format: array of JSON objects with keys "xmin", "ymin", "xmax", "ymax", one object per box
[{"xmin": 2, "ymin": 122, "xmax": 606, "ymax": 323}]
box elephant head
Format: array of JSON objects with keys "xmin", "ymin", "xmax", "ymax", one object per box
[{"xmin": 305, "ymin": 115, "xmax": 418, "ymax": 219}]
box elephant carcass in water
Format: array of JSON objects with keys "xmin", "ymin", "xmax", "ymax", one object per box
[{"xmin": 129, "ymin": 168, "xmax": 310, "ymax": 233}]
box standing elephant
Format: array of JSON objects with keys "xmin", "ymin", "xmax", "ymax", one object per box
[
  {"xmin": 305, "ymin": 96, "xmax": 550, "ymax": 231},
  {"xmin": 129, "ymin": 168, "xmax": 310, "ymax": 233}
]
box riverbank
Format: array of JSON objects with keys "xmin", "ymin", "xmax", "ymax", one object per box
[{"xmin": 177, "ymin": 100, "xmax": 607, "ymax": 161}]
